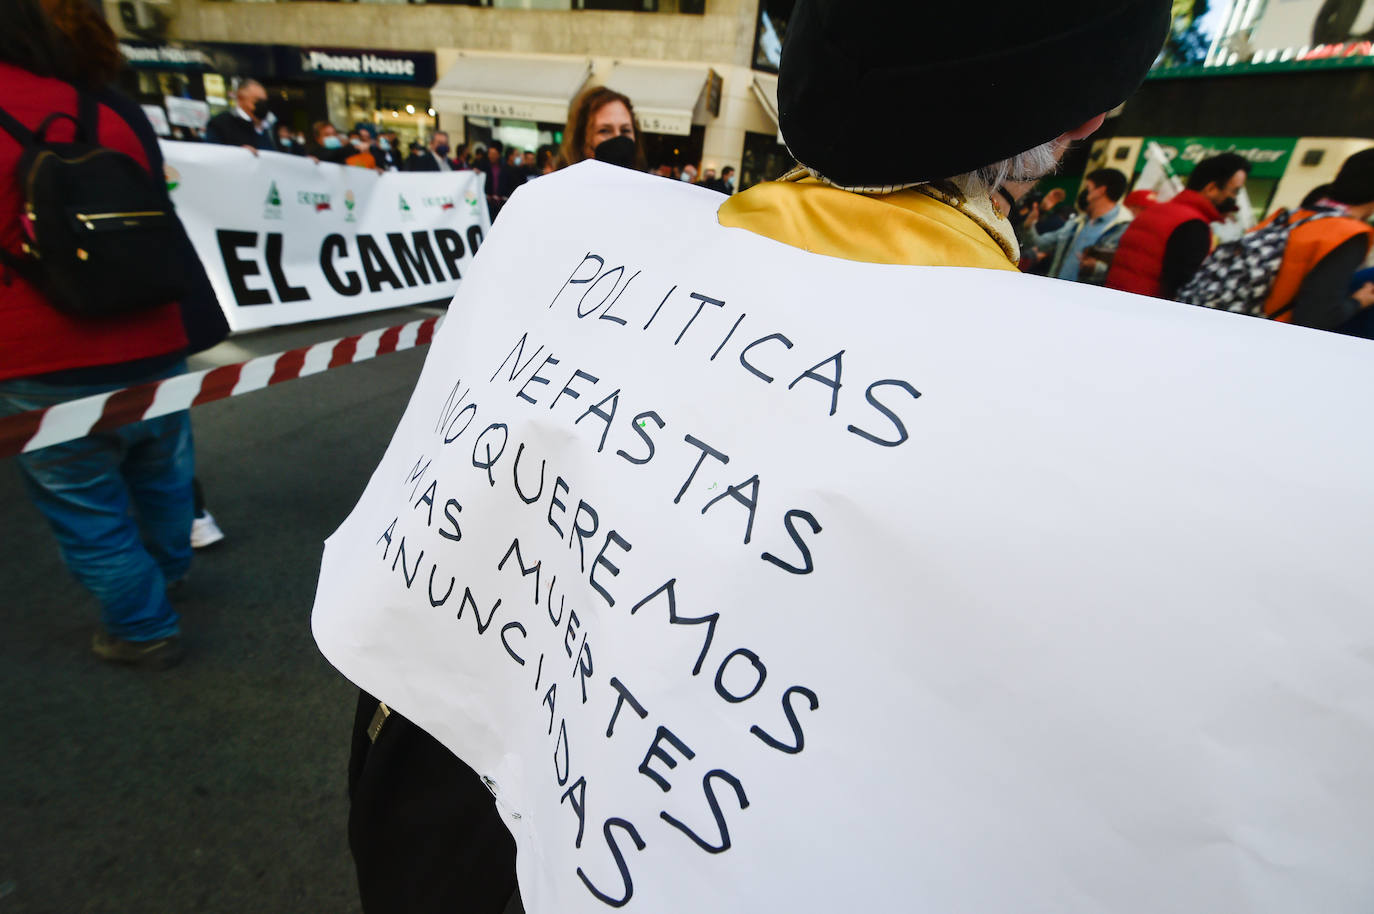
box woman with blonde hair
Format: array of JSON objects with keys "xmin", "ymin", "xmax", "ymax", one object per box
[{"xmin": 559, "ymin": 85, "xmax": 645, "ymax": 171}]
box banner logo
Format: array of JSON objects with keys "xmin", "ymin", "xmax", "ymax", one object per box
[
  {"xmin": 345, "ymin": 189, "xmax": 357, "ymax": 223},
  {"xmin": 298, "ymin": 190, "xmax": 333, "ymax": 213},
  {"xmin": 265, "ymin": 181, "xmax": 283, "ymax": 220},
  {"xmin": 164, "ymin": 164, "xmax": 181, "ymax": 193}
]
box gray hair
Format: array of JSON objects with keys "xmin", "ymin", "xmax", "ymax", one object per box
[
  {"xmin": 783, "ymin": 136, "xmax": 1066, "ymax": 197},
  {"xmin": 236, "ymin": 79, "xmax": 265, "ymax": 98},
  {"xmin": 959, "ymin": 137, "xmax": 1065, "ymax": 197}
]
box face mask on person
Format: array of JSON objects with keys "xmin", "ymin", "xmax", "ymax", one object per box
[
  {"xmin": 252, "ymin": 100, "xmax": 269, "ymax": 121},
  {"xmin": 1216, "ymin": 198, "xmax": 1239, "ymax": 216},
  {"xmin": 593, "ymin": 135, "xmax": 637, "ymax": 170},
  {"xmin": 435, "ymin": 143, "xmax": 450, "ymax": 158},
  {"xmin": 322, "ymin": 135, "xmax": 343, "ymax": 150},
  {"xmin": 1077, "ymin": 189, "xmax": 1091, "ymax": 211}
]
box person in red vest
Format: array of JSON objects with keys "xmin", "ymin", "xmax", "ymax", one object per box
[
  {"xmin": 1258, "ymin": 149, "xmax": 1374, "ymax": 330},
  {"xmin": 1106, "ymin": 152, "xmax": 1251, "ymax": 300},
  {"xmin": 1, "ymin": 0, "xmax": 196, "ymax": 669}
]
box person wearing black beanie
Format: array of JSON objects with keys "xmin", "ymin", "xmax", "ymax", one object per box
[
  {"xmin": 1248, "ymin": 148, "xmax": 1374, "ymax": 331},
  {"xmin": 721, "ymin": 0, "xmax": 1171, "ymax": 275}
]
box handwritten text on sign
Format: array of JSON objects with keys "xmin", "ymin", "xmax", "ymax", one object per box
[{"xmin": 314, "ymin": 162, "xmax": 1374, "ymax": 914}]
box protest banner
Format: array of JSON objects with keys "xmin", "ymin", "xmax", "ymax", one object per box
[
  {"xmin": 313, "ymin": 162, "xmax": 1374, "ymax": 913},
  {"xmin": 163, "ymin": 142, "xmax": 489, "ymax": 332}
]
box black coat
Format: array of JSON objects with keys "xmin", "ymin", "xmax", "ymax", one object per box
[
  {"xmin": 204, "ymin": 110, "xmax": 277, "ymax": 152},
  {"xmin": 404, "ymin": 150, "xmax": 455, "ymax": 172}
]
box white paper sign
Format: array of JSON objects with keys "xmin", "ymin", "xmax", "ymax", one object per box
[
  {"xmin": 163, "ymin": 96, "xmax": 211, "ymax": 130},
  {"xmin": 313, "ymin": 162, "xmax": 1374, "ymax": 913},
  {"xmin": 141, "ymin": 104, "xmax": 170, "ymax": 138},
  {"xmin": 163, "ymin": 142, "xmax": 490, "ymax": 331}
]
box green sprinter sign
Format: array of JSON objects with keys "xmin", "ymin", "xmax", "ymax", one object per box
[{"xmin": 1138, "ymin": 137, "xmax": 1298, "ymax": 179}]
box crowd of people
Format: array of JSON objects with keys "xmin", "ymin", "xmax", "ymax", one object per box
[
  {"xmin": 1010, "ymin": 150, "xmax": 1374, "ymax": 336},
  {"xmin": 5, "ymin": 0, "xmax": 1374, "ymax": 909},
  {"xmin": 197, "ymin": 78, "xmax": 735, "ymax": 219}
]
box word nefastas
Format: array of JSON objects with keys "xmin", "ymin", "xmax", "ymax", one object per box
[{"xmin": 547, "ymin": 252, "xmax": 923, "ymax": 449}]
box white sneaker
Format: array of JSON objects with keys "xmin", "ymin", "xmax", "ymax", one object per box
[{"xmin": 191, "ymin": 511, "xmax": 225, "ymax": 549}]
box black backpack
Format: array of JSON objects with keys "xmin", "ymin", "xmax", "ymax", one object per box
[
  {"xmin": 1176, "ymin": 209, "xmax": 1341, "ymax": 319},
  {"xmin": 0, "ymin": 92, "xmax": 191, "ymax": 318}
]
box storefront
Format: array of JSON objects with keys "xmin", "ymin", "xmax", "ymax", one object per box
[
  {"xmin": 430, "ymin": 52, "xmax": 718, "ymax": 170},
  {"xmin": 278, "ymin": 46, "xmax": 438, "ymax": 153},
  {"xmin": 117, "ymin": 38, "xmax": 277, "ymax": 136},
  {"xmin": 118, "ymin": 40, "xmax": 437, "ymax": 152},
  {"xmin": 430, "ymin": 52, "xmax": 592, "ymax": 162}
]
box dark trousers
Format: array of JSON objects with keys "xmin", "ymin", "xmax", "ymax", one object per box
[{"xmin": 348, "ymin": 691, "xmax": 520, "ymax": 914}]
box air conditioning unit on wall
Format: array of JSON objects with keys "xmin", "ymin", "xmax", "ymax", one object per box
[{"xmin": 117, "ymin": 0, "xmax": 173, "ymax": 40}]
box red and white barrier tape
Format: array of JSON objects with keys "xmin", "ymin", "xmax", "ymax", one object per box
[{"xmin": 0, "ymin": 315, "xmax": 441, "ymax": 459}]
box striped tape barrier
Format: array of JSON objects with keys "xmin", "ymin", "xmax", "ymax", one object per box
[{"xmin": 0, "ymin": 315, "xmax": 442, "ymax": 459}]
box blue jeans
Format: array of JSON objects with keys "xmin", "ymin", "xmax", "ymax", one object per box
[{"xmin": 0, "ymin": 363, "xmax": 194, "ymax": 641}]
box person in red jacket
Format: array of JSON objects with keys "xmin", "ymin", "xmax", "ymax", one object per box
[
  {"xmin": 1107, "ymin": 152, "xmax": 1251, "ymax": 300},
  {"xmin": 0, "ymin": 0, "xmax": 195, "ymax": 670}
]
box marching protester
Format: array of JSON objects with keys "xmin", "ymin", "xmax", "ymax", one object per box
[
  {"xmin": 363, "ymin": 124, "xmax": 401, "ymax": 171},
  {"xmin": 305, "ymin": 120, "xmax": 352, "ymax": 164},
  {"xmin": 275, "ymin": 122, "xmax": 305, "ymax": 155},
  {"xmin": 1021, "ymin": 168, "xmax": 1133, "ymax": 284},
  {"xmin": 1105, "ymin": 152, "xmax": 1251, "ymax": 299},
  {"xmin": 334, "ymin": 0, "xmax": 1170, "ymax": 910},
  {"xmin": 344, "ymin": 129, "xmax": 378, "ymax": 170},
  {"xmin": 406, "ymin": 130, "xmax": 457, "ymax": 171},
  {"xmin": 1244, "ymin": 149, "xmax": 1374, "ymax": 330},
  {"xmin": 1, "ymin": 0, "xmax": 203, "ymax": 670},
  {"xmin": 204, "ymin": 78, "xmax": 276, "ymax": 154},
  {"xmin": 560, "ymin": 85, "xmax": 645, "ymax": 171},
  {"xmin": 345, "ymin": 80, "xmax": 653, "ymax": 914}
]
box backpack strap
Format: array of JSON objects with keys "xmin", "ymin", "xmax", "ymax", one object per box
[
  {"xmin": 77, "ymin": 90, "xmax": 99, "ymax": 143},
  {"xmin": 0, "ymin": 105, "xmax": 36, "ymax": 148}
]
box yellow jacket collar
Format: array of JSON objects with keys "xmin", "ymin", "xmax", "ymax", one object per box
[{"xmin": 717, "ymin": 177, "xmax": 1019, "ymax": 271}]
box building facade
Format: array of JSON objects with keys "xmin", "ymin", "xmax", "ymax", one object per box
[{"xmin": 107, "ymin": 0, "xmax": 789, "ymax": 185}]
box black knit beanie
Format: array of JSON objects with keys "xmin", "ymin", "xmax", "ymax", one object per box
[
  {"xmin": 778, "ymin": 0, "xmax": 1172, "ymax": 187},
  {"xmin": 1329, "ymin": 149, "xmax": 1374, "ymax": 205}
]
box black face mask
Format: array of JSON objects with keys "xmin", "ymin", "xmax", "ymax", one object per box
[
  {"xmin": 593, "ymin": 135, "xmax": 637, "ymax": 170},
  {"xmin": 1077, "ymin": 189, "xmax": 1091, "ymax": 211},
  {"xmin": 252, "ymin": 99, "xmax": 270, "ymax": 120},
  {"xmin": 1216, "ymin": 197, "xmax": 1240, "ymax": 215}
]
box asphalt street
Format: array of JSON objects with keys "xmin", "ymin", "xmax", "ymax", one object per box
[{"xmin": 0, "ymin": 305, "xmax": 447, "ymax": 914}]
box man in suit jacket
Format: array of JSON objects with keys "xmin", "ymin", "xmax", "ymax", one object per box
[
  {"xmin": 204, "ymin": 80, "xmax": 276, "ymax": 153},
  {"xmin": 405, "ymin": 131, "xmax": 456, "ymax": 172}
]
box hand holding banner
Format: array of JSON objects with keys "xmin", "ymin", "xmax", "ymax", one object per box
[
  {"xmin": 164, "ymin": 142, "xmax": 490, "ymax": 331},
  {"xmin": 314, "ymin": 162, "xmax": 1374, "ymax": 913}
]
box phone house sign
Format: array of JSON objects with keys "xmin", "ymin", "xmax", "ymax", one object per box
[{"xmin": 297, "ymin": 48, "xmax": 435, "ymax": 84}]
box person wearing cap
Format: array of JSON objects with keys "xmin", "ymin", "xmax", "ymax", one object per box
[
  {"xmin": 1250, "ymin": 149, "xmax": 1374, "ymax": 330},
  {"xmin": 1106, "ymin": 152, "xmax": 1252, "ymax": 300},
  {"xmin": 336, "ymin": 2, "xmax": 1173, "ymax": 911},
  {"xmin": 719, "ymin": 0, "xmax": 1168, "ymax": 282}
]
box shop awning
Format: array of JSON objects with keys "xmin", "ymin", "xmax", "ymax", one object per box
[
  {"xmin": 431, "ymin": 53, "xmax": 592, "ymax": 125},
  {"xmin": 604, "ymin": 62, "xmax": 711, "ymax": 136},
  {"xmin": 750, "ymin": 72, "xmax": 785, "ymax": 145}
]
